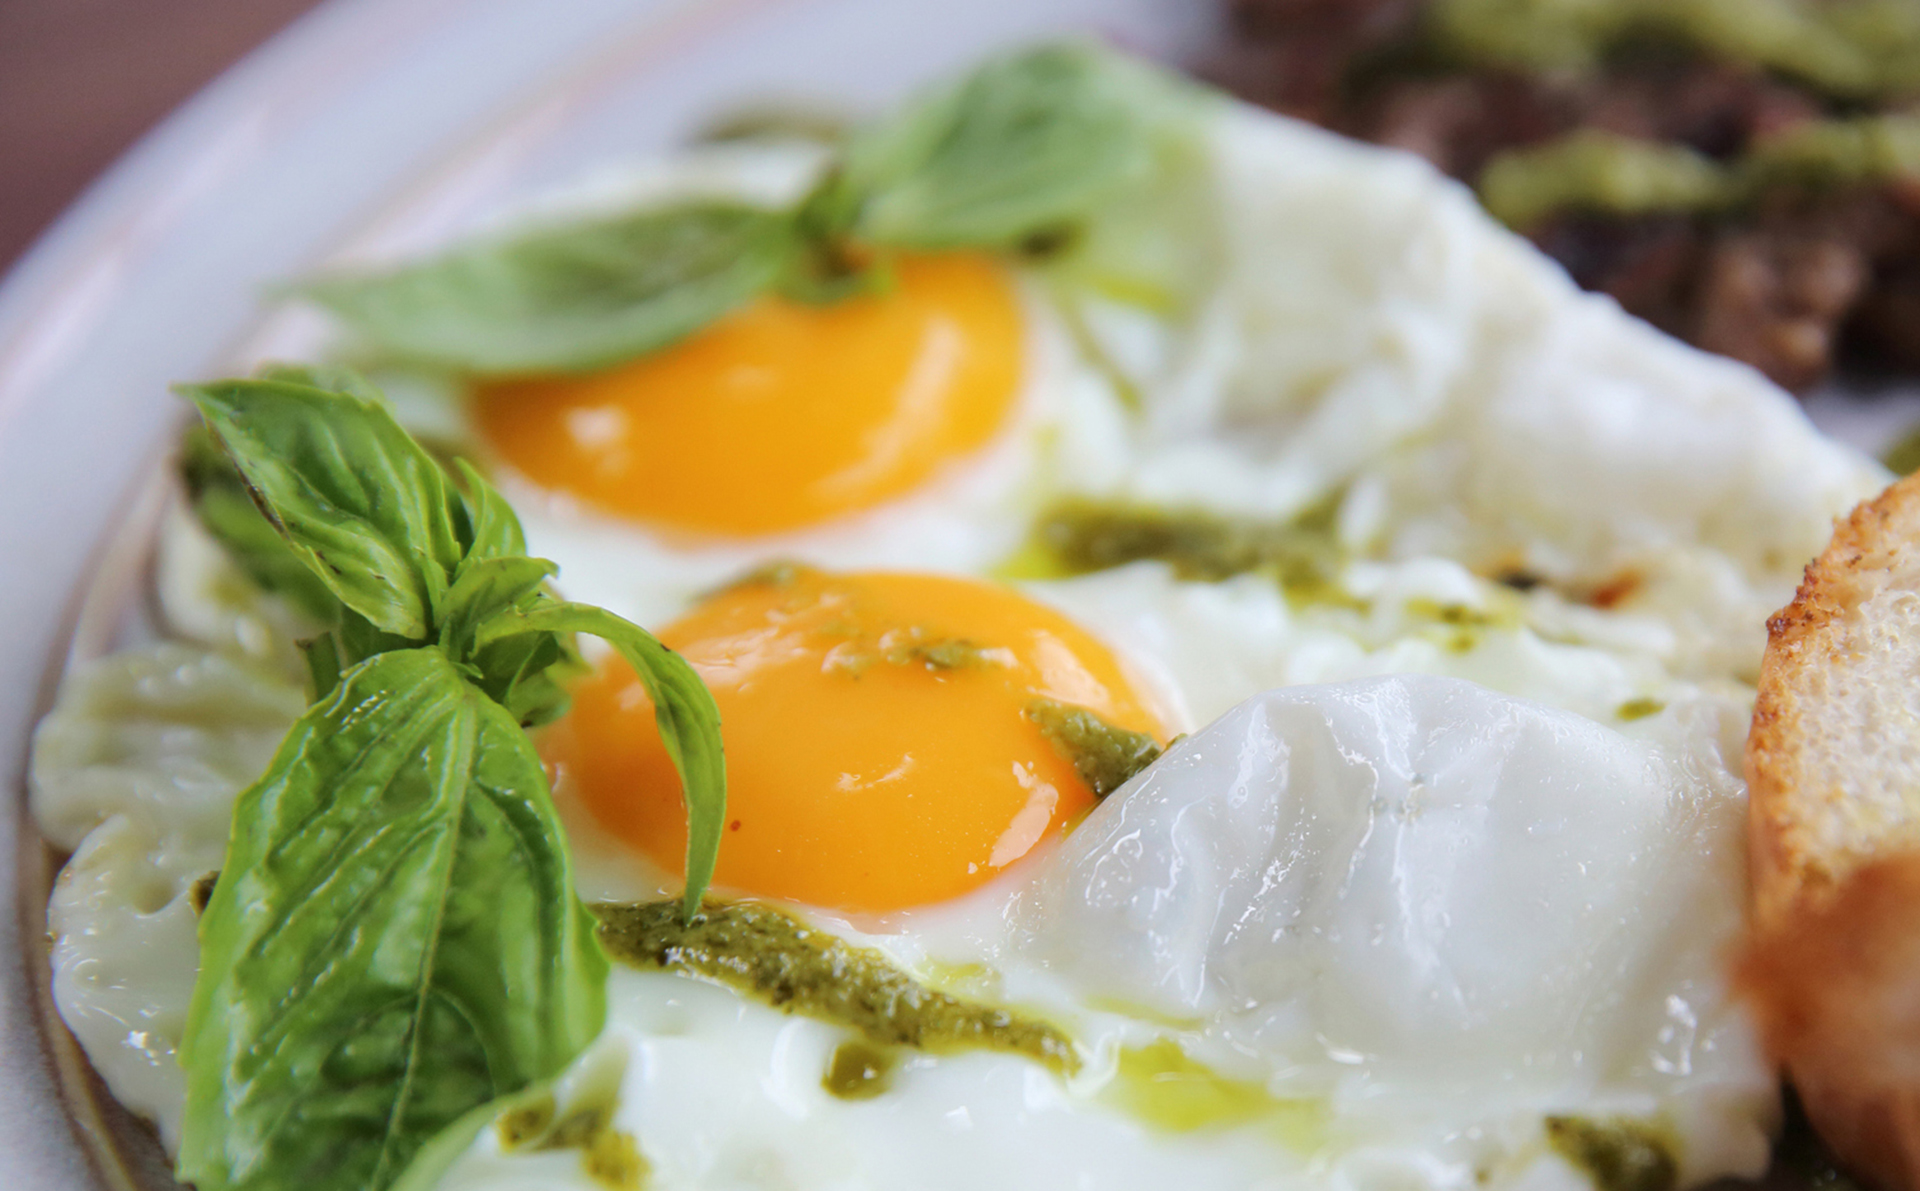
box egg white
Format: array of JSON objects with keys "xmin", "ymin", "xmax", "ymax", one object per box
[{"xmin": 30, "ymin": 82, "xmax": 1892, "ymax": 1191}]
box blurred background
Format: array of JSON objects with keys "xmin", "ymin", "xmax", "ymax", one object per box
[
  {"xmin": 0, "ymin": 0, "xmax": 324, "ymax": 271},
  {"xmin": 4, "ymin": 0, "xmax": 1917, "ymax": 404}
]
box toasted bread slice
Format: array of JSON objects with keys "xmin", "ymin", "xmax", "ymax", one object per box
[{"xmin": 1743, "ymin": 470, "xmax": 1920, "ymax": 1191}]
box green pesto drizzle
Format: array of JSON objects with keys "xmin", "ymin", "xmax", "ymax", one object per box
[
  {"xmin": 1545, "ymin": 1116, "xmax": 1679, "ymax": 1191},
  {"xmin": 1884, "ymin": 420, "xmax": 1920, "ymax": 476},
  {"xmin": 881, "ymin": 633, "xmax": 995, "ymax": 672},
  {"xmin": 823, "ymin": 1040, "xmax": 897, "ymax": 1100},
  {"xmin": 593, "ymin": 901, "xmax": 1079, "ymax": 1075},
  {"xmin": 1429, "ymin": 0, "xmax": 1920, "ymax": 101},
  {"xmin": 1025, "ymin": 698, "xmax": 1163, "ymax": 798},
  {"xmin": 1616, "ymin": 697, "xmax": 1667, "ymax": 721},
  {"xmin": 1100, "ymin": 1039, "xmax": 1328, "ymax": 1143},
  {"xmin": 1021, "ymin": 498, "xmax": 1350, "ymax": 602},
  {"xmin": 495, "ymin": 1093, "xmax": 646, "ymax": 1190},
  {"xmin": 188, "ymin": 871, "xmax": 219, "ymax": 916},
  {"xmin": 1479, "ymin": 115, "xmax": 1920, "ymax": 230},
  {"xmin": 1479, "ymin": 132, "xmax": 1728, "ymax": 231}
]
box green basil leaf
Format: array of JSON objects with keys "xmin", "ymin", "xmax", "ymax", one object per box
[
  {"xmin": 440, "ymin": 556, "xmax": 558, "ymax": 661},
  {"xmin": 387, "ymin": 1080, "xmax": 556, "ymax": 1191},
  {"xmin": 840, "ymin": 43, "xmax": 1166, "ymax": 250},
  {"xmin": 478, "ymin": 600, "xmax": 725, "ymax": 919},
  {"xmin": 300, "ymin": 202, "xmax": 797, "ymax": 376},
  {"xmin": 254, "ymin": 361, "xmax": 390, "ymax": 402},
  {"xmin": 471, "ymin": 628, "xmax": 582, "ymax": 730},
  {"xmin": 179, "ymin": 425, "xmax": 343, "ymax": 623},
  {"xmin": 181, "ymin": 377, "xmax": 465, "ymax": 640},
  {"xmin": 177, "ymin": 647, "xmax": 607, "ymax": 1191},
  {"xmin": 450, "ymin": 457, "xmax": 528, "ymax": 562}
]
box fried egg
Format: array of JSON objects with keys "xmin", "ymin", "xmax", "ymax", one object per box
[{"xmin": 31, "ymin": 62, "xmax": 1891, "ymax": 1191}]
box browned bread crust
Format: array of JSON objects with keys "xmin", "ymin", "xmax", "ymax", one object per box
[{"xmin": 1743, "ymin": 470, "xmax": 1920, "ymax": 1191}]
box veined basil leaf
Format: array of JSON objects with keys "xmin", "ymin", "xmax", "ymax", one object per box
[
  {"xmin": 255, "ymin": 361, "xmax": 390, "ymax": 402},
  {"xmin": 478, "ymin": 599, "xmax": 725, "ymax": 920},
  {"xmin": 440, "ymin": 556, "xmax": 557, "ymax": 661},
  {"xmin": 839, "ymin": 43, "xmax": 1168, "ymax": 250},
  {"xmin": 451, "ymin": 457, "xmax": 528, "ymax": 562},
  {"xmin": 176, "ymin": 647, "xmax": 608, "ymax": 1191},
  {"xmin": 471, "ymin": 627, "xmax": 583, "ymax": 731},
  {"xmin": 182, "ymin": 377, "xmax": 464, "ymax": 640},
  {"xmin": 301, "ymin": 202, "xmax": 796, "ymax": 376},
  {"xmin": 179, "ymin": 425, "xmax": 343, "ymax": 623}
]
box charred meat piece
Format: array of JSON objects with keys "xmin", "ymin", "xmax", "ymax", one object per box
[
  {"xmin": 1693, "ymin": 228, "xmax": 1870, "ymax": 390},
  {"xmin": 1531, "ymin": 213, "xmax": 1706, "ymax": 338},
  {"xmin": 1347, "ymin": 73, "xmax": 1571, "ymax": 178},
  {"xmin": 1202, "ymin": 0, "xmax": 1425, "ymax": 123},
  {"xmin": 1206, "ymin": 0, "xmax": 1920, "ymax": 391}
]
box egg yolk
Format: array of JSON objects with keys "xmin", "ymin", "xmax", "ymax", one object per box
[
  {"xmin": 549, "ymin": 568, "xmax": 1163, "ymax": 912},
  {"xmin": 475, "ymin": 254, "xmax": 1024, "ymax": 536}
]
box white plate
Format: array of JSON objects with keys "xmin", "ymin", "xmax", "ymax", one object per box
[{"xmin": 0, "ymin": 1, "xmax": 1218, "ymax": 1185}]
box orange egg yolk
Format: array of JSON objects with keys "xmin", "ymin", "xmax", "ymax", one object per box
[
  {"xmin": 474, "ymin": 254, "xmax": 1024, "ymax": 537},
  {"xmin": 548, "ymin": 568, "xmax": 1163, "ymax": 912}
]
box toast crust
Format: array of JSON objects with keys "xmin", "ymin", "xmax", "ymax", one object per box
[
  {"xmin": 1744, "ymin": 470, "xmax": 1920, "ymax": 1191},
  {"xmin": 1748, "ymin": 470, "xmax": 1920, "ymax": 929}
]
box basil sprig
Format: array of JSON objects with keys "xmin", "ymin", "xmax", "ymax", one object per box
[
  {"xmin": 174, "ymin": 373, "xmax": 726, "ymax": 1191},
  {"xmin": 298, "ymin": 43, "xmax": 1184, "ymax": 376}
]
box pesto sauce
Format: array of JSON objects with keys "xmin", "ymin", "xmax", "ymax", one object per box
[
  {"xmin": 1479, "ymin": 132, "xmax": 1728, "ymax": 230},
  {"xmin": 495, "ymin": 1092, "xmax": 647, "ymax": 1190},
  {"xmin": 1616, "ymin": 697, "xmax": 1666, "ymax": 721},
  {"xmin": 1025, "ymin": 697, "xmax": 1163, "ymax": 798},
  {"xmin": 1024, "ymin": 498, "xmax": 1350, "ymax": 602},
  {"xmin": 823, "ymin": 1039, "xmax": 897, "ymax": 1100},
  {"xmin": 1430, "ymin": 0, "xmax": 1920, "ymax": 100},
  {"xmin": 189, "ymin": 871, "xmax": 219, "ymax": 916},
  {"xmin": 1101, "ymin": 1039, "xmax": 1328, "ymax": 1144},
  {"xmin": 1884, "ymin": 419, "xmax": 1920, "ymax": 475},
  {"xmin": 1545, "ymin": 1115, "xmax": 1679, "ymax": 1191},
  {"xmin": 593, "ymin": 901, "xmax": 1080, "ymax": 1075},
  {"xmin": 881, "ymin": 634, "xmax": 995, "ymax": 672},
  {"xmin": 1479, "ymin": 115, "xmax": 1920, "ymax": 230},
  {"xmin": 1747, "ymin": 114, "xmax": 1920, "ymax": 192}
]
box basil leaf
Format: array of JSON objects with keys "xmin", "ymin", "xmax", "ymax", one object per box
[
  {"xmin": 182, "ymin": 377, "xmax": 464, "ymax": 640},
  {"xmin": 180, "ymin": 425, "xmax": 344, "ymax": 623},
  {"xmin": 301, "ymin": 202, "xmax": 797, "ymax": 376},
  {"xmin": 450, "ymin": 458, "xmax": 528, "ymax": 562},
  {"xmin": 255, "ymin": 361, "xmax": 389, "ymax": 402},
  {"xmin": 440, "ymin": 556, "xmax": 557, "ymax": 661},
  {"xmin": 839, "ymin": 43, "xmax": 1165, "ymax": 250},
  {"xmin": 176, "ymin": 647, "xmax": 607, "ymax": 1191},
  {"xmin": 388, "ymin": 1081, "xmax": 555, "ymax": 1191},
  {"xmin": 298, "ymin": 603, "xmax": 421, "ymax": 705},
  {"xmin": 471, "ymin": 628, "xmax": 582, "ymax": 730},
  {"xmin": 478, "ymin": 600, "xmax": 725, "ymax": 919}
]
